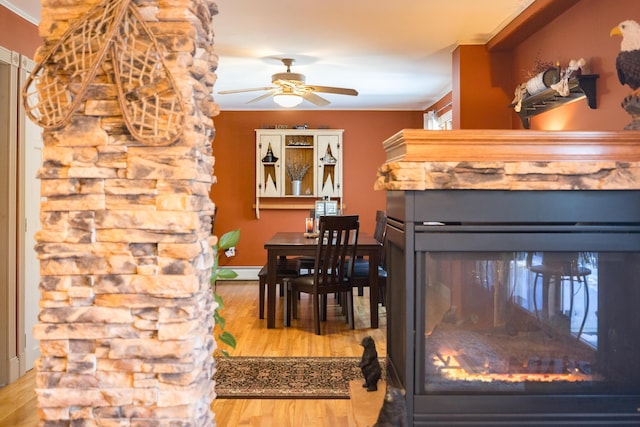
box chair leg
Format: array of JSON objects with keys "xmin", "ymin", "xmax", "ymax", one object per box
[
  {"xmin": 292, "ymin": 287, "xmax": 299, "ymax": 320},
  {"xmin": 347, "ymin": 291, "xmax": 355, "ymax": 329},
  {"xmin": 259, "ymin": 276, "xmax": 266, "ymax": 319},
  {"xmin": 577, "ymin": 276, "xmax": 589, "ymax": 341},
  {"xmin": 340, "ymin": 291, "xmax": 348, "ymax": 316},
  {"xmin": 283, "ymin": 280, "xmax": 291, "ymax": 327},
  {"xmin": 320, "ymin": 294, "xmax": 327, "ymax": 321},
  {"xmin": 313, "ymin": 293, "xmax": 321, "ymax": 335}
]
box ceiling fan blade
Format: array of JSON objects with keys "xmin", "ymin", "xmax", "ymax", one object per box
[
  {"xmin": 306, "ymin": 85, "xmax": 358, "ymax": 96},
  {"xmin": 246, "ymin": 91, "xmax": 277, "ymax": 104},
  {"xmin": 218, "ymin": 86, "xmax": 276, "ymax": 94},
  {"xmin": 302, "ymin": 91, "xmax": 330, "ymax": 107}
]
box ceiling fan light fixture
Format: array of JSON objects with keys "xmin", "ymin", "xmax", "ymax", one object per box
[
  {"xmin": 273, "ymin": 93, "xmax": 303, "ymax": 108},
  {"xmin": 219, "ymin": 58, "xmax": 355, "ymax": 107}
]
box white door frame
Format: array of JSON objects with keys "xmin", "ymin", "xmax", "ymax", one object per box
[
  {"xmin": 0, "ymin": 45, "xmax": 20, "ymax": 386},
  {"xmin": 19, "ymin": 54, "xmax": 41, "ymax": 370}
]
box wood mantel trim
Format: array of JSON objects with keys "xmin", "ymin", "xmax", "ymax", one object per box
[{"xmin": 382, "ymin": 129, "xmax": 640, "ymax": 163}]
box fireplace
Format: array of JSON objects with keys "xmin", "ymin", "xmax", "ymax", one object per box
[
  {"xmin": 377, "ymin": 130, "xmax": 640, "ymax": 426},
  {"xmin": 385, "ymin": 190, "xmax": 640, "ymax": 426}
]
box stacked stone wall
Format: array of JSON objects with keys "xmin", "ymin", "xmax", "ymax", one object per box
[{"xmin": 31, "ymin": 1, "xmax": 220, "ymax": 425}]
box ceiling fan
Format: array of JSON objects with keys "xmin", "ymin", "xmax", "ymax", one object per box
[{"xmin": 217, "ymin": 58, "xmax": 358, "ymax": 107}]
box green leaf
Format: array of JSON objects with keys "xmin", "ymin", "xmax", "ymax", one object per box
[
  {"xmin": 216, "ymin": 268, "xmax": 238, "ymax": 280},
  {"xmin": 214, "ymin": 312, "xmax": 226, "ymax": 329},
  {"xmin": 213, "ymin": 292, "xmax": 224, "ymax": 308},
  {"xmin": 218, "ymin": 229, "xmax": 240, "ymax": 250},
  {"xmin": 218, "ymin": 331, "xmax": 237, "ymax": 349}
]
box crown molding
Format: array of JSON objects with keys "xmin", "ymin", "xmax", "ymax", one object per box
[{"xmin": 0, "ymin": 1, "xmax": 39, "ymax": 25}]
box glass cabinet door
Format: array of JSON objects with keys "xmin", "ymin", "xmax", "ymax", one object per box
[
  {"xmin": 317, "ymin": 134, "xmax": 341, "ymax": 199},
  {"xmin": 257, "ymin": 134, "xmax": 283, "ymax": 197}
]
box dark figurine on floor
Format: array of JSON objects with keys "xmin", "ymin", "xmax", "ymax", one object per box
[
  {"xmin": 373, "ymin": 386, "xmax": 408, "ymax": 427},
  {"xmin": 359, "ymin": 335, "xmax": 382, "ymax": 391}
]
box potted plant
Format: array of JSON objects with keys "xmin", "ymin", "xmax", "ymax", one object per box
[
  {"xmin": 210, "ymin": 229, "xmax": 240, "ymax": 358},
  {"xmin": 286, "ymin": 159, "xmax": 310, "ymax": 195}
]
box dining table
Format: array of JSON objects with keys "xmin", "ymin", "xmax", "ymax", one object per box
[{"xmin": 263, "ymin": 231, "xmax": 382, "ymax": 329}]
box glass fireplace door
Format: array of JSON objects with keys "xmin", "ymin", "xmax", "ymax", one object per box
[
  {"xmin": 386, "ymin": 190, "xmax": 640, "ymax": 426},
  {"xmin": 419, "ymin": 250, "xmax": 639, "ymax": 395}
]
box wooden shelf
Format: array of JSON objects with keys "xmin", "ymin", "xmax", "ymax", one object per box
[
  {"xmin": 253, "ymin": 202, "xmax": 316, "ymax": 210},
  {"xmin": 511, "ymin": 74, "xmax": 599, "ymax": 129},
  {"xmin": 253, "ymin": 198, "xmax": 345, "ymax": 219}
]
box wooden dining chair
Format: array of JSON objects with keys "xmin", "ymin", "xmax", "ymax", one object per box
[
  {"xmin": 352, "ymin": 210, "xmax": 387, "ymax": 303},
  {"xmin": 283, "ymin": 215, "xmax": 360, "ymax": 335}
]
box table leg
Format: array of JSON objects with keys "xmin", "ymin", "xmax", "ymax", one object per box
[
  {"xmin": 369, "ymin": 249, "xmax": 379, "ymax": 329},
  {"xmin": 267, "ymin": 251, "xmax": 277, "ymax": 328}
]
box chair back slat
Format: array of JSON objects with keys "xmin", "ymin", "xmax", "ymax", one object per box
[{"xmin": 314, "ymin": 215, "xmax": 359, "ymax": 290}]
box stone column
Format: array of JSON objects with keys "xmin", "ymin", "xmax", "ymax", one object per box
[{"xmin": 31, "ymin": 1, "xmax": 220, "ymax": 425}]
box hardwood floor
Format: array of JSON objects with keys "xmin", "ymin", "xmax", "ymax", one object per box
[
  {"xmin": 0, "ymin": 280, "xmax": 387, "ymax": 427},
  {"xmin": 0, "ymin": 371, "xmax": 39, "ymax": 427}
]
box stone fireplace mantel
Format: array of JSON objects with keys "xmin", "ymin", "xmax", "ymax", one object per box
[{"xmin": 375, "ymin": 129, "xmax": 640, "ymax": 191}]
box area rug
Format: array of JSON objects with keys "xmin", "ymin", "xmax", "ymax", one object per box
[{"xmin": 214, "ymin": 356, "xmax": 386, "ymax": 399}]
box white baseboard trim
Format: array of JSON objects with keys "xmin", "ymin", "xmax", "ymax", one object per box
[{"xmin": 224, "ymin": 266, "xmax": 261, "ymax": 281}]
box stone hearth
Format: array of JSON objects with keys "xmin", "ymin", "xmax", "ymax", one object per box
[{"xmin": 29, "ymin": 1, "xmax": 220, "ymax": 426}]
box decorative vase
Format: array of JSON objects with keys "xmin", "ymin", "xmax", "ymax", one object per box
[{"xmin": 291, "ymin": 180, "xmax": 302, "ymax": 196}]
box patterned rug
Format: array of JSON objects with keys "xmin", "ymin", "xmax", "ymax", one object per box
[{"xmin": 214, "ymin": 356, "xmax": 385, "ymax": 399}]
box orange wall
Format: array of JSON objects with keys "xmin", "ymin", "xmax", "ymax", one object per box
[
  {"xmin": 453, "ymin": 45, "xmax": 514, "ymax": 129},
  {"xmin": 1, "ymin": 6, "xmax": 40, "ymax": 57},
  {"xmin": 210, "ymin": 110, "xmax": 423, "ymax": 267},
  {"xmin": 510, "ymin": 0, "xmax": 634, "ymax": 130}
]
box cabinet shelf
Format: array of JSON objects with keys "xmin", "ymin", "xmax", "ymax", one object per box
[
  {"xmin": 511, "ymin": 74, "xmax": 599, "ymax": 129},
  {"xmin": 253, "ymin": 199, "xmax": 345, "ymax": 211}
]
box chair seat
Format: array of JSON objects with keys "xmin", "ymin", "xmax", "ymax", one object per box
[
  {"xmin": 350, "ymin": 259, "xmax": 387, "ymax": 305},
  {"xmin": 258, "ymin": 259, "xmax": 300, "ymax": 277},
  {"xmin": 352, "ymin": 260, "xmax": 387, "ymax": 278},
  {"xmin": 287, "ymin": 274, "xmax": 351, "ymax": 291}
]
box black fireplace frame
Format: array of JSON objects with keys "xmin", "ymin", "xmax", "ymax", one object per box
[{"xmin": 385, "ymin": 190, "xmax": 640, "ymax": 427}]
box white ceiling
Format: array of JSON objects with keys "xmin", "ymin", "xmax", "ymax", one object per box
[{"xmin": 4, "ymin": 0, "xmax": 534, "ymax": 111}]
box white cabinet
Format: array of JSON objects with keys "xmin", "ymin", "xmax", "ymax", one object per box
[{"xmin": 255, "ymin": 129, "xmax": 343, "ymax": 217}]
